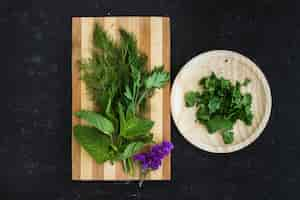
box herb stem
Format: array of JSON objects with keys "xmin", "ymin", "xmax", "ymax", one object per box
[
  {"xmin": 122, "ymin": 159, "xmax": 128, "ymax": 174},
  {"xmin": 137, "ymin": 90, "xmax": 148, "ymax": 107},
  {"xmin": 138, "ymin": 170, "xmax": 147, "ymax": 188}
]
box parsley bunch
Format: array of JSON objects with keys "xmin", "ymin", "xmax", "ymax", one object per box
[
  {"xmin": 185, "ymin": 73, "xmax": 253, "ymax": 144},
  {"xmin": 73, "ymin": 24, "xmax": 169, "ymax": 175}
]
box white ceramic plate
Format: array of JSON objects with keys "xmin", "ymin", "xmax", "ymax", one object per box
[{"xmin": 171, "ymin": 50, "xmax": 272, "ymax": 153}]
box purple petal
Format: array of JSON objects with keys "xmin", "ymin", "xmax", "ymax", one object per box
[
  {"xmin": 133, "ymin": 153, "xmax": 146, "ymax": 162},
  {"xmin": 150, "ymin": 159, "xmax": 162, "ymax": 170},
  {"xmin": 162, "ymin": 141, "xmax": 174, "ymax": 150},
  {"xmin": 141, "ymin": 162, "xmax": 150, "ymax": 170}
]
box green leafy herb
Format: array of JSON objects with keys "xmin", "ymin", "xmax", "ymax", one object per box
[
  {"xmin": 185, "ymin": 91, "xmax": 200, "ymax": 107},
  {"xmin": 185, "ymin": 72, "xmax": 253, "ymax": 144},
  {"xmin": 205, "ymin": 115, "xmax": 233, "ymax": 133},
  {"xmin": 73, "ymin": 23, "xmax": 170, "ymax": 174},
  {"xmin": 75, "ymin": 111, "xmax": 114, "ymax": 137},
  {"xmin": 117, "ymin": 142, "xmax": 145, "ymax": 160},
  {"xmin": 145, "ymin": 66, "xmax": 170, "ymax": 89},
  {"xmin": 208, "ymin": 97, "xmax": 221, "ymax": 114},
  {"xmin": 242, "ymin": 78, "xmax": 251, "ymax": 86},
  {"xmin": 74, "ymin": 125, "xmax": 111, "ymax": 163},
  {"xmin": 222, "ymin": 130, "xmax": 234, "ymax": 144},
  {"xmin": 120, "ymin": 116, "xmax": 154, "ymax": 139}
]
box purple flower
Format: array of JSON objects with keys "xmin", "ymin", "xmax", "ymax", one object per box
[{"xmin": 133, "ymin": 141, "xmax": 174, "ymax": 171}]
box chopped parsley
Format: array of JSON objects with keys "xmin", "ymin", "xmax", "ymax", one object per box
[{"xmin": 184, "ymin": 72, "xmax": 253, "ymax": 144}]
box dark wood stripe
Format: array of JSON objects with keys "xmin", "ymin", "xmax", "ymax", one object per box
[
  {"xmin": 72, "ymin": 17, "xmax": 81, "ymax": 180},
  {"xmin": 162, "ymin": 17, "xmax": 171, "ymax": 180},
  {"xmin": 140, "ymin": 17, "xmax": 151, "ymax": 118},
  {"xmin": 140, "ymin": 17, "xmax": 152, "ymax": 180}
]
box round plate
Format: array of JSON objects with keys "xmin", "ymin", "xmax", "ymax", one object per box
[{"xmin": 171, "ymin": 50, "xmax": 272, "ymax": 153}]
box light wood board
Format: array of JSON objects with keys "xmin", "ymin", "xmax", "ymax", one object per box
[{"xmin": 72, "ymin": 17, "xmax": 171, "ymax": 180}]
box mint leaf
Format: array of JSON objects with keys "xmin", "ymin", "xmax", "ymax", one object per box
[
  {"xmin": 205, "ymin": 115, "xmax": 233, "ymax": 133},
  {"xmin": 145, "ymin": 66, "xmax": 170, "ymax": 89},
  {"xmin": 75, "ymin": 111, "xmax": 114, "ymax": 137},
  {"xmin": 73, "ymin": 125, "xmax": 111, "ymax": 163},
  {"xmin": 120, "ymin": 116, "xmax": 154, "ymax": 138},
  {"xmin": 222, "ymin": 130, "xmax": 234, "ymax": 144},
  {"xmin": 184, "ymin": 91, "xmax": 200, "ymax": 107},
  {"xmin": 117, "ymin": 142, "xmax": 145, "ymax": 160},
  {"xmin": 133, "ymin": 133, "xmax": 154, "ymax": 143}
]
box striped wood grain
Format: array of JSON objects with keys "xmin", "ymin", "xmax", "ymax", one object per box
[{"xmin": 72, "ymin": 17, "xmax": 171, "ymax": 181}]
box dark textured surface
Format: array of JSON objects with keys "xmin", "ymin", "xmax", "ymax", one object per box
[{"xmin": 2, "ymin": 0, "xmax": 299, "ymax": 199}]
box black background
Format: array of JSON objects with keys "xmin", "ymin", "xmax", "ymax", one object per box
[{"xmin": 2, "ymin": 0, "xmax": 299, "ymax": 199}]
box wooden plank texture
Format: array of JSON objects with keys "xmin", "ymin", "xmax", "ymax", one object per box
[{"xmin": 72, "ymin": 17, "xmax": 171, "ymax": 181}]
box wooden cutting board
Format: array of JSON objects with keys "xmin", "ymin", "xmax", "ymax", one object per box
[{"xmin": 72, "ymin": 17, "xmax": 171, "ymax": 181}]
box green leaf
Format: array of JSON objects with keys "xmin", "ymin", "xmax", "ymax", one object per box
[
  {"xmin": 184, "ymin": 91, "xmax": 200, "ymax": 107},
  {"xmin": 124, "ymin": 85, "xmax": 133, "ymax": 100},
  {"xmin": 73, "ymin": 125, "xmax": 111, "ymax": 163},
  {"xmin": 241, "ymin": 106, "xmax": 253, "ymax": 125},
  {"xmin": 126, "ymin": 102, "xmax": 135, "ymax": 120},
  {"xmin": 93, "ymin": 23, "xmax": 116, "ymax": 51},
  {"xmin": 222, "ymin": 130, "xmax": 234, "ymax": 144},
  {"xmin": 75, "ymin": 111, "xmax": 114, "ymax": 137},
  {"xmin": 242, "ymin": 93, "xmax": 252, "ymax": 106},
  {"xmin": 105, "ymin": 97, "xmax": 118, "ymax": 126},
  {"xmin": 145, "ymin": 66, "xmax": 170, "ymax": 89},
  {"xmin": 196, "ymin": 104, "xmax": 210, "ymax": 121},
  {"xmin": 208, "ymin": 97, "xmax": 221, "ymax": 114},
  {"xmin": 118, "ymin": 102, "xmax": 126, "ymax": 133},
  {"xmin": 205, "ymin": 115, "xmax": 233, "ymax": 133},
  {"xmin": 242, "ymin": 78, "xmax": 251, "ymax": 86},
  {"xmin": 117, "ymin": 142, "xmax": 145, "ymax": 160},
  {"xmin": 220, "ymin": 77, "xmax": 231, "ymax": 91},
  {"xmin": 119, "ymin": 27, "xmax": 147, "ymax": 74},
  {"xmin": 131, "ymin": 133, "xmax": 154, "ymax": 143},
  {"xmin": 120, "ymin": 116, "xmax": 154, "ymax": 138},
  {"xmin": 232, "ymin": 86, "xmax": 242, "ymax": 106},
  {"xmin": 185, "ymin": 72, "xmax": 253, "ymax": 144},
  {"xmin": 200, "ymin": 72, "xmax": 217, "ymax": 90}
]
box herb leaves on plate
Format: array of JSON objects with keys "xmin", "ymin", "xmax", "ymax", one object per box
[
  {"xmin": 74, "ymin": 24, "xmax": 170, "ymax": 175},
  {"xmin": 184, "ymin": 72, "xmax": 253, "ymax": 144}
]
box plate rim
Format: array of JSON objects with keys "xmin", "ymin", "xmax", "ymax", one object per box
[{"xmin": 171, "ymin": 50, "xmax": 272, "ymax": 153}]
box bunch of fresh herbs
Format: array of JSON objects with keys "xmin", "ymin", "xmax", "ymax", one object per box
[
  {"xmin": 73, "ymin": 24, "xmax": 170, "ymax": 175},
  {"xmin": 185, "ymin": 73, "xmax": 253, "ymax": 144}
]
